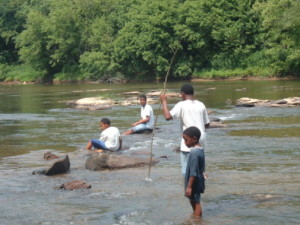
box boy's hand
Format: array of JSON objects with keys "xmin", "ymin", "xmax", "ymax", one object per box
[{"xmin": 185, "ymin": 187, "xmax": 192, "ymax": 197}]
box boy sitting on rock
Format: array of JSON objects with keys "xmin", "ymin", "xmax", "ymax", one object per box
[{"xmin": 86, "ymin": 118, "xmax": 121, "ymax": 152}]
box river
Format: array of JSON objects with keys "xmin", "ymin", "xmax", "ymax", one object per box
[{"xmin": 0, "ymin": 80, "xmax": 299, "ymax": 225}]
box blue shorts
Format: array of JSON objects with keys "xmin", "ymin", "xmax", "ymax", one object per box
[
  {"xmin": 131, "ymin": 124, "xmax": 152, "ymax": 133},
  {"xmin": 91, "ymin": 139, "xmax": 108, "ymax": 150}
]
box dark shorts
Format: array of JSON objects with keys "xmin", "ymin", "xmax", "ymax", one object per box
[{"xmin": 186, "ymin": 191, "xmax": 201, "ymax": 203}]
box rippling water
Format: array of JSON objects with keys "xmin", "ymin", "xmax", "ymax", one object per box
[{"xmin": 0, "ymin": 80, "xmax": 299, "ymax": 225}]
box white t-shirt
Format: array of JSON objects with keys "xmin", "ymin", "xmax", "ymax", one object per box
[
  {"xmin": 99, "ymin": 127, "xmax": 120, "ymax": 151},
  {"xmin": 170, "ymin": 100, "xmax": 209, "ymax": 152},
  {"xmin": 141, "ymin": 104, "xmax": 154, "ymax": 128}
]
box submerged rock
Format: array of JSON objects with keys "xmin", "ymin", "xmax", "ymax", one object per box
[
  {"xmin": 60, "ymin": 180, "xmax": 91, "ymax": 190},
  {"xmin": 236, "ymin": 97, "xmax": 300, "ymax": 107},
  {"xmin": 44, "ymin": 151, "xmax": 59, "ymax": 160},
  {"xmin": 85, "ymin": 152, "xmax": 159, "ymax": 171},
  {"xmin": 209, "ymin": 121, "xmax": 228, "ymax": 128}
]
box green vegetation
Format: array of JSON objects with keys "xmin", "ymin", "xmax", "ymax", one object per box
[{"xmin": 0, "ymin": 0, "xmax": 299, "ymax": 83}]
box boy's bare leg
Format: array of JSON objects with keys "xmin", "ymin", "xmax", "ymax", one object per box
[
  {"xmin": 189, "ymin": 201, "xmax": 202, "ymax": 217},
  {"xmin": 189, "ymin": 200, "xmax": 196, "ymax": 212},
  {"xmin": 194, "ymin": 202, "xmax": 202, "ymax": 217},
  {"xmin": 85, "ymin": 140, "xmax": 92, "ymax": 150},
  {"xmin": 122, "ymin": 130, "xmax": 134, "ymax": 135}
]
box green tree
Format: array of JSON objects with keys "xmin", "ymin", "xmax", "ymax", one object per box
[
  {"xmin": 79, "ymin": 0, "xmax": 123, "ymax": 80},
  {"xmin": 0, "ymin": 0, "xmax": 27, "ymax": 63},
  {"xmin": 114, "ymin": 0, "xmax": 182, "ymax": 80},
  {"xmin": 17, "ymin": 0, "xmax": 84, "ymax": 81},
  {"xmin": 253, "ymin": 0, "xmax": 300, "ymax": 76},
  {"xmin": 200, "ymin": 0, "xmax": 260, "ymax": 70}
]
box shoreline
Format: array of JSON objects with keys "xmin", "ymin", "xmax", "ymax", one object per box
[{"xmin": 0, "ymin": 76, "xmax": 299, "ymax": 85}]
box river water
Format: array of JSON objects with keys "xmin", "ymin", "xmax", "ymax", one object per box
[{"xmin": 0, "ymin": 80, "xmax": 299, "ymax": 225}]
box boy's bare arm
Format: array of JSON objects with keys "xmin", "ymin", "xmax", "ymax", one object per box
[
  {"xmin": 132, "ymin": 116, "xmax": 150, "ymax": 126},
  {"xmin": 160, "ymin": 94, "xmax": 173, "ymax": 120},
  {"xmin": 185, "ymin": 176, "xmax": 196, "ymax": 197}
]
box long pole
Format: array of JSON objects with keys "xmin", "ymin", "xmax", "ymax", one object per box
[{"xmin": 146, "ymin": 48, "xmax": 178, "ymax": 181}]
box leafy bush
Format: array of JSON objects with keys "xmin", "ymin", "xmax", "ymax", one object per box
[{"xmin": 3, "ymin": 64, "xmax": 42, "ymax": 82}]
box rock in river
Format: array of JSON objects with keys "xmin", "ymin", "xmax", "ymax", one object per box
[
  {"xmin": 236, "ymin": 97, "xmax": 300, "ymax": 107},
  {"xmin": 85, "ymin": 152, "xmax": 160, "ymax": 171},
  {"xmin": 32, "ymin": 155, "xmax": 70, "ymax": 176},
  {"xmin": 60, "ymin": 180, "xmax": 91, "ymax": 190}
]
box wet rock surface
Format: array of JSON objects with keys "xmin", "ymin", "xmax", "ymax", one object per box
[
  {"xmin": 44, "ymin": 151, "xmax": 59, "ymax": 160},
  {"xmin": 32, "ymin": 155, "xmax": 70, "ymax": 176},
  {"xmin": 85, "ymin": 151, "xmax": 160, "ymax": 171},
  {"xmin": 60, "ymin": 180, "xmax": 91, "ymax": 190},
  {"xmin": 67, "ymin": 90, "xmax": 180, "ymax": 110}
]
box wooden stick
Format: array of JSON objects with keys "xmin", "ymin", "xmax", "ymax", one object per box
[{"xmin": 146, "ymin": 48, "xmax": 178, "ymax": 180}]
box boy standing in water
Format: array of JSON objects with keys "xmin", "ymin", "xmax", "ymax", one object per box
[
  {"xmin": 160, "ymin": 84, "xmax": 209, "ymax": 176},
  {"xmin": 86, "ymin": 118, "xmax": 121, "ymax": 152},
  {"xmin": 182, "ymin": 126, "xmax": 205, "ymax": 218}
]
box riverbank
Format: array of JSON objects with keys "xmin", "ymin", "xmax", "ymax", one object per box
[{"xmin": 1, "ymin": 75, "xmax": 299, "ymax": 85}]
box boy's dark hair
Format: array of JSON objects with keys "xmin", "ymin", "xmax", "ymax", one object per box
[
  {"xmin": 183, "ymin": 126, "xmax": 201, "ymax": 140},
  {"xmin": 139, "ymin": 94, "xmax": 147, "ymax": 100},
  {"xmin": 101, "ymin": 118, "xmax": 111, "ymax": 125},
  {"xmin": 181, "ymin": 84, "xmax": 194, "ymax": 95}
]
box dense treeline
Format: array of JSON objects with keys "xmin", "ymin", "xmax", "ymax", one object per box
[{"xmin": 0, "ymin": 0, "xmax": 299, "ymax": 83}]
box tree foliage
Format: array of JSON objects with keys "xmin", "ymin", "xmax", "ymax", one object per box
[{"xmin": 0, "ymin": 0, "xmax": 299, "ymax": 82}]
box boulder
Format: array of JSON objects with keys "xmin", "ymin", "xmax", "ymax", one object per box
[
  {"xmin": 60, "ymin": 180, "xmax": 91, "ymax": 190},
  {"xmin": 68, "ymin": 97, "xmax": 113, "ymax": 110},
  {"xmin": 69, "ymin": 96, "xmax": 157, "ymax": 109},
  {"xmin": 85, "ymin": 152, "xmax": 159, "ymax": 171},
  {"xmin": 74, "ymin": 97, "xmax": 113, "ymax": 106},
  {"xmin": 32, "ymin": 155, "xmax": 70, "ymax": 176},
  {"xmin": 236, "ymin": 97, "xmax": 300, "ymax": 107}
]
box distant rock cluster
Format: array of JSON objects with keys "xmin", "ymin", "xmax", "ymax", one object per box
[
  {"xmin": 236, "ymin": 97, "xmax": 300, "ymax": 107},
  {"xmin": 67, "ymin": 90, "xmax": 180, "ymax": 110}
]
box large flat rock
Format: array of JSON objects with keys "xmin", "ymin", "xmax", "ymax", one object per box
[{"xmin": 85, "ymin": 152, "xmax": 159, "ymax": 171}]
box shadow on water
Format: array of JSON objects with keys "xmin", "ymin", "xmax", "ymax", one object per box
[{"xmin": 0, "ymin": 80, "xmax": 299, "ymax": 224}]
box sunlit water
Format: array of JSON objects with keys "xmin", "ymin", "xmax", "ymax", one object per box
[{"xmin": 0, "ymin": 80, "xmax": 299, "ymax": 225}]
